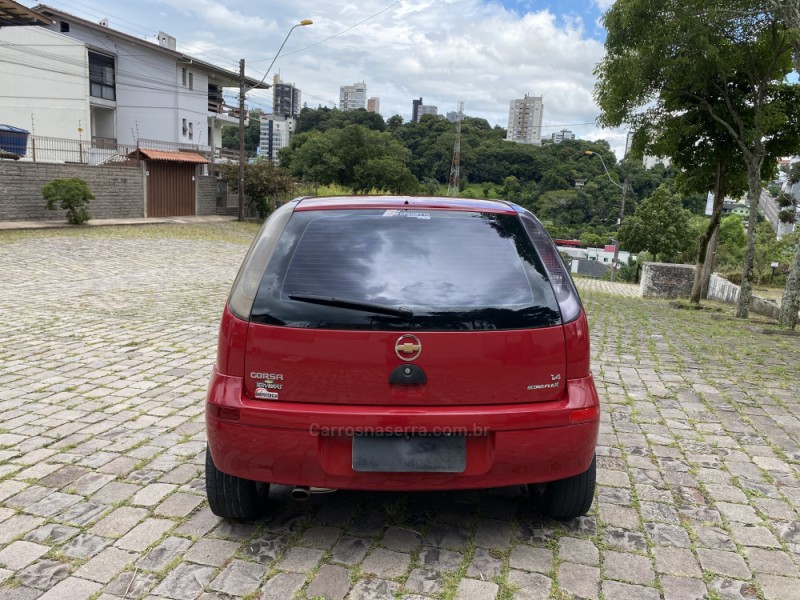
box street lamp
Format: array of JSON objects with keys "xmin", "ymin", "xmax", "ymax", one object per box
[
  {"xmin": 586, "ymin": 150, "xmax": 628, "ymax": 282},
  {"xmin": 238, "ymin": 19, "xmax": 313, "ymax": 221}
]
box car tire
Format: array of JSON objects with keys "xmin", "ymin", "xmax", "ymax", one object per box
[
  {"xmin": 205, "ymin": 446, "xmax": 266, "ymax": 520},
  {"xmin": 529, "ymin": 454, "xmax": 596, "ymax": 520}
]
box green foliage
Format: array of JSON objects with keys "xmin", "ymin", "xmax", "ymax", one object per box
[
  {"xmin": 617, "ymin": 256, "xmax": 640, "ymax": 283},
  {"xmin": 221, "ymin": 111, "xmax": 262, "ymax": 158},
  {"xmin": 776, "ymin": 191, "xmax": 797, "ymax": 224},
  {"xmin": 715, "ymin": 215, "xmax": 748, "ymax": 271},
  {"xmin": 218, "ymin": 160, "xmax": 297, "ymax": 219},
  {"xmin": 595, "ymin": 0, "xmax": 800, "ymax": 316},
  {"xmin": 421, "ymin": 177, "xmax": 442, "ymax": 196},
  {"xmin": 354, "ymin": 157, "xmax": 419, "ymax": 195},
  {"xmin": 618, "ymin": 185, "xmax": 694, "ymax": 263},
  {"xmin": 790, "ymin": 163, "xmax": 800, "ymax": 185},
  {"xmin": 294, "ymin": 106, "xmax": 385, "ymax": 135},
  {"xmin": 280, "ymin": 124, "xmax": 418, "ymax": 194},
  {"xmin": 42, "ymin": 177, "xmax": 93, "ymax": 225},
  {"xmin": 288, "ymin": 107, "xmax": 676, "ymax": 240},
  {"xmin": 500, "ymin": 176, "xmax": 521, "ymax": 201},
  {"xmin": 753, "ymin": 221, "xmax": 785, "ymax": 284}
]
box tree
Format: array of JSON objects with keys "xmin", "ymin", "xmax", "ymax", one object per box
[
  {"xmin": 280, "ymin": 124, "xmax": 418, "ymax": 193},
  {"xmin": 715, "ymin": 215, "xmax": 748, "ymax": 272},
  {"xmin": 221, "ymin": 111, "xmax": 262, "ymax": 157},
  {"xmin": 778, "ymin": 6, "xmax": 800, "ymax": 322},
  {"xmin": 386, "ymin": 114, "xmax": 404, "ymax": 130},
  {"xmin": 500, "ymin": 176, "xmax": 521, "ymax": 202},
  {"xmin": 780, "ymin": 160, "xmax": 800, "ymax": 327},
  {"xmin": 596, "ymin": 0, "xmax": 800, "ymax": 318},
  {"xmin": 354, "ymin": 157, "xmax": 419, "ymax": 194},
  {"xmin": 218, "ymin": 160, "xmax": 297, "ymax": 219},
  {"xmin": 617, "ymin": 185, "xmax": 694, "ymax": 263}
]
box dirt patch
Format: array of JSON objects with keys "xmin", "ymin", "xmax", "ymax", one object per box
[
  {"xmin": 762, "ymin": 328, "xmax": 800, "ymax": 337},
  {"xmin": 669, "ymin": 301, "xmax": 723, "ymax": 312}
]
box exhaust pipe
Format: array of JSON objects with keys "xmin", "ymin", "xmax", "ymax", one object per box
[
  {"xmin": 290, "ymin": 486, "xmax": 336, "ymax": 501},
  {"xmin": 290, "ymin": 486, "xmax": 311, "ymax": 501}
]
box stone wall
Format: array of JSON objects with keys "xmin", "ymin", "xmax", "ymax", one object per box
[
  {"xmin": 641, "ymin": 263, "xmax": 784, "ymax": 320},
  {"xmin": 640, "ymin": 263, "xmax": 695, "ymax": 298},
  {"xmin": 707, "ymin": 274, "xmax": 739, "ymax": 304},
  {"xmin": 572, "ymin": 259, "xmax": 610, "ymax": 279},
  {"xmin": 707, "ymin": 274, "xmax": 781, "ymax": 320},
  {"xmin": 196, "ymin": 175, "xmax": 217, "ymax": 216},
  {"xmin": 0, "ymin": 162, "xmax": 143, "ymax": 221}
]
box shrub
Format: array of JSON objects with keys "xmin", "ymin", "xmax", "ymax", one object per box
[{"xmin": 42, "ymin": 177, "xmax": 93, "ymax": 225}]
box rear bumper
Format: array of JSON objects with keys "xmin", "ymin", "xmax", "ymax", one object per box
[{"xmin": 205, "ymin": 369, "xmax": 600, "ymax": 491}]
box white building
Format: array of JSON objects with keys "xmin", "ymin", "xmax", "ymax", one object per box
[
  {"xmin": 643, "ymin": 155, "xmax": 671, "ymax": 169},
  {"xmin": 0, "ymin": 5, "xmax": 263, "ymax": 152},
  {"xmin": 551, "ymin": 129, "xmax": 575, "ymax": 143},
  {"xmin": 506, "ymin": 94, "xmax": 543, "ymax": 145},
  {"xmin": 339, "ymin": 82, "xmax": 367, "ymax": 111},
  {"xmin": 258, "ymin": 115, "xmax": 295, "ymax": 163},
  {"xmin": 0, "ymin": 26, "xmax": 90, "ymax": 141},
  {"xmin": 367, "ymin": 97, "xmax": 380, "ymax": 114},
  {"xmin": 418, "ymin": 105, "xmax": 438, "ymax": 119}
]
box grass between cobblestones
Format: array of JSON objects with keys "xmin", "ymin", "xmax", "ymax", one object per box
[{"xmin": 0, "ymin": 222, "xmax": 798, "ymax": 600}]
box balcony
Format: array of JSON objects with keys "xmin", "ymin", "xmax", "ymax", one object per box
[{"xmin": 208, "ymin": 99, "xmax": 241, "ymax": 125}]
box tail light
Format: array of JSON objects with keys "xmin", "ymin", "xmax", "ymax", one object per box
[
  {"xmin": 228, "ymin": 201, "xmax": 297, "ymax": 320},
  {"xmin": 516, "ymin": 208, "xmax": 582, "ymax": 324}
]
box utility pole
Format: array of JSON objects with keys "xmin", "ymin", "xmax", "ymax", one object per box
[
  {"xmin": 610, "ymin": 179, "xmax": 627, "ymax": 282},
  {"xmin": 447, "ymin": 101, "xmax": 464, "ymax": 197},
  {"xmin": 237, "ymin": 58, "xmax": 246, "ymax": 222}
]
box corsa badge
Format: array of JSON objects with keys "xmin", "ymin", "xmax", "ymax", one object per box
[{"xmin": 395, "ymin": 334, "xmax": 422, "ymax": 362}]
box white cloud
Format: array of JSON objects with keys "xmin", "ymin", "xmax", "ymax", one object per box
[
  {"xmin": 592, "ymin": 0, "xmax": 615, "ymax": 10},
  {"xmin": 32, "ymin": 0, "xmax": 628, "ymax": 156}
]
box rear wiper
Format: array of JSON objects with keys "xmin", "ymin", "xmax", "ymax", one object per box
[{"xmin": 288, "ymin": 293, "xmax": 414, "ymax": 318}]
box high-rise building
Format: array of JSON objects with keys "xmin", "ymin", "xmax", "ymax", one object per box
[
  {"xmin": 418, "ymin": 105, "xmax": 437, "ymax": 119},
  {"xmin": 625, "ymin": 130, "xmax": 636, "ymax": 156},
  {"xmin": 367, "ymin": 97, "xmax": 380, "ymax": 113},
  {"xmin": 411, "ymin": 97, "xmax": 437, "ymax": 122},
  {"xmin": 258, "ymin": 114, "xmax": 295, "ymax": 163},
  {"xmin": 551, "ymin": 129, "xmax": 575, "ymax": 143},
  {"xmin": 339, "ymin": 82, "xmax": 367, "ymax": 111},
  {"xmin": 446, "ymin": 111, "xmax": 460, "ymax": 122},
  {"xmin": 506, "ymin": 94, "xmax": 544, "ymax": 145},
  {"xmin": 272, "ymin": 74, "xmax": 301, "ymax": 118},
  {"xmin": 412, "ymin": 98, "xmax": 423, "ymax": 123}
]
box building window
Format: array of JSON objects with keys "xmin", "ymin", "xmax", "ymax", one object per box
[
  {"xmin": 188, "ymin": 72, "xmax": 193, "ymax": 90},
  {"xmin": 60, "ymin": 21, "xmax": 69, "ymax": 32},
  {"xmin": 188, "ymin": 122, "xmax": 194, "ymax": 140},
  {"xmin": 182, "ymin": 119, "xmax": 188, "ymax": 136},
  {"xmin": 182, "ymin": 68, "xmax": 187, "ymax": 86},
  {"xmin": 89, "ymin": 51, "xmax": 115, "ymax": 101}
]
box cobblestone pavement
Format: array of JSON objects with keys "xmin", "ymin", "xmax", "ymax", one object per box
[
  {"xmin": 1, "ymin": 225, "xmax": 799, "ymax": 600},
  {"xmin": 573, "ymin": 278, "xmax": 641, "ymax": 298}
]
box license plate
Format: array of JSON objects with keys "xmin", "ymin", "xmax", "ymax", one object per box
[{"xmin": 352, "ymin": 435, "xmax": 466, "ymax": 473}]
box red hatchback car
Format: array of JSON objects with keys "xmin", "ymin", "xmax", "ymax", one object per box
[{"xmin": 206, "ymin": 196, "xmax": 599, "ymax": 520}]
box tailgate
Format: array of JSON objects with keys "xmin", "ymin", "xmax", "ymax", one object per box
[{"xmin": 243, "ymin": 324, "xmax": 566, "ymax": 406}]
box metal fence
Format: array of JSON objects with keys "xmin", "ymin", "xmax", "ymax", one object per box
[{"xmin": 0, "ymin": 134, "xmax": 231, "ymax": 167}]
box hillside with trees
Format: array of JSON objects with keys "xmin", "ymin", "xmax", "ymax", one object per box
[{"xmin": 278, "ymin": 107, "xmax": 705, "ymax": 247}]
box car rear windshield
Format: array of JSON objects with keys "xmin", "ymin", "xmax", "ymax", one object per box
[{"xmin": 249, "ymin": 209, "xmax": 562, "ymax": 330}]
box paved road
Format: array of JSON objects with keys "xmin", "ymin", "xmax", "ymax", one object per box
[
  {"xmin": 761, "ymin": 190, "xmax": 781, "ymax": 233},
  {"xmin": 0, "ymin": 226, "xmax": 799, "ymax": 600}
]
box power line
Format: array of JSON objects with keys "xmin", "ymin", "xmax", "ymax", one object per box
[{"xmin": 31, "ymin": 0, "xmax": 241, "ymax": 70}]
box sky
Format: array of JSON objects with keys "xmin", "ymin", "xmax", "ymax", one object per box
[{"xmin": 22, "ymin": 0, "xmax": 628, "ymax": 156}]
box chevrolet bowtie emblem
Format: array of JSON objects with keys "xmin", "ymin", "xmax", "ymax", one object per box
[
  {"xmin": 397, "ymin": 343, "xmax": 420, "ymax": 353},
  {"xmin": 395, "ymin": 334, "xmax": 422, "ymax": 361}
]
